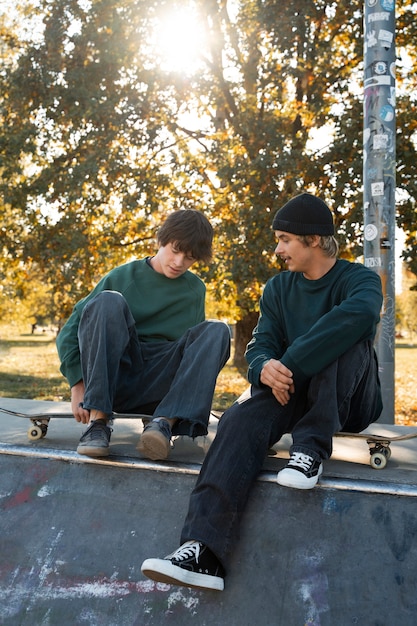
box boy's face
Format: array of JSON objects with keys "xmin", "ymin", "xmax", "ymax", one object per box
[
  {"xmin": 151, "ymin": 242, "xmax": 197, "ymax": 278},
  {"xmin": 274, "ymin": 230, "xmax": 318, "ymax": 274}
]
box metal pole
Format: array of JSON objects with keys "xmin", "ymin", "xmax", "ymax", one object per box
[{"xmin": 363, "ymin": 0, "xmax": 396, "ymax": 423}]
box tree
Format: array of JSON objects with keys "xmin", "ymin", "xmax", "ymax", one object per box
[
  {"xmin": 396, "ymin": 268, "xmax": 417, "ymax": 343},
  {"xmin": 1, "ymin": 0, "xmax": 417, "ymax": 363},
  {"xmin": 1, "ymin": 0, "xmax": 189, "ymax": 321},
  {"xmin": 171, "ymin": 0, "xmax": 417, "ymax": 360},
  {"xmin": 395, "ymin": 1, "xmax": 417, "ymax": 282}
]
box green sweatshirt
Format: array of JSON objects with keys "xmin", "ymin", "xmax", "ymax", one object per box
[
  {"xmin": 56, "ymin": 258, "xmax": 206, "ymax": 387},
  {"xmin": 246, "ymin": 259, "xmax": 383, "ymax": 387}
]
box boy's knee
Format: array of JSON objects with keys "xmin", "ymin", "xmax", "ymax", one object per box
[
  {"xmin": 87, "ymin": 290, "xmax": 125, "ymax": 308},
  {"xmin": 82, "ymin": 291, "xmax": 129, "ymax": 321},
  {"xmin": 205, "ymin": 320, "xmax": 231, "ymax": 341}
]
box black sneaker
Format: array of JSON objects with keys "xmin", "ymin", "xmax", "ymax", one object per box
[
  {"xmin": 277, "ymin": 451, "xmax": 323, "ymax": 489},
  {"xmin": 141, "ymin": 541, "xmax": 225, "ymax": 591},
  {"xmin": 137, "ymin": 418, "xmax": 172, "ymax": 460},
  {"xmin": 77, "ymin": 420, "xmax": 112, "ymax": 457}
]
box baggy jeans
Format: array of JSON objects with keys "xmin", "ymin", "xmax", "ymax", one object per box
[
  {"xmin": 180, "ymin": 340, "xmax": 382, "ymax": 566},
  {"xmin": 78, "ymin": 291, "xmax": 231, "ymax": 438}
]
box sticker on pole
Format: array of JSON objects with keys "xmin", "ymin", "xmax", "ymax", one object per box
[{"xmin": 365, "ymin": 224, "xmax": 378, "ymax": 241}]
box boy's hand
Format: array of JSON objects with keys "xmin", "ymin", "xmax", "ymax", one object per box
[
  {"xmin": 260, "ymin": 359, "xmax": 294, "ymax": 406},
  {"xmin": 71, "ymin": 381, "xmax": 90, "ymax": 423}
]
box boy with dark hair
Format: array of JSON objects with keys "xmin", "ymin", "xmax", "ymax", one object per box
[
  {"xmin": 141, "ymin": 193, "xmax": 383, "ymax": 591},
  {"xmin": 57, "ymin": 209, "xmax": 230, "ymax": 459}
]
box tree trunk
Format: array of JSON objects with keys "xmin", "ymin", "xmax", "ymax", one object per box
[{"xmin": 233, "ymin": 311, "xmax": 259, "ymax": 368}]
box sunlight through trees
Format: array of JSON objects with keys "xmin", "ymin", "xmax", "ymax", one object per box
[{"xmin": 1, "ymin": 0, "xmax": 416, "ymax": 360}]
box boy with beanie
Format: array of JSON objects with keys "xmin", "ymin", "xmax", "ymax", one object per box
[
  {"xmin": 57, "ymin": 209, "xmax": 230, "ymax": 459},
  {"xmin": 141, "ymin": 193, "xmax": 383, "ymax": 591}
]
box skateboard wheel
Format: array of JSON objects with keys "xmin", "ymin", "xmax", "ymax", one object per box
[
  {"xmin": 40, "ymin": 424, "xmax": 48, "ymax": 437},
  {"xmin": 370, "ymin": 452, "xmax": 387, "ymax": 469},
  {"xmin": 383, "ymin": 447, "xmax": 392, "ymax": 460},
  {"xmin": 28, "ymin": 425, "xmax": 43, "ymax": 440}
]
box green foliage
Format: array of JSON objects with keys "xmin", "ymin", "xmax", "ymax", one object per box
[
  {"xmin": 1, "ymin": 0, "xmax": 416, "ymax": 350},
  {"xmin": 396, "ymin": 269, "xmax": 417, "ymax": 341}
]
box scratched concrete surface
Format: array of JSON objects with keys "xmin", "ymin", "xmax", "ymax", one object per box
[{"xmin": 1, "ymin": 398, "xmax": 417, "ymax": 625}]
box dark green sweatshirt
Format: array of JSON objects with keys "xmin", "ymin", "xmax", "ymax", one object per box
[
  {"xmin": 56, "ymin": 258, "xmax": 205, "ymax": 387},
  {"xmin": 246, "ymin": 259, "xmax": 383, "ymax": 387}
]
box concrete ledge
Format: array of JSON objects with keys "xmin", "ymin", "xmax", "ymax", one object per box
[
  {"xmin": 1, "ymin": 451, "xmax": 417, "ymax": 625},
  {"xmin": 2, "ymin": 441, "xmax": 417, "ymax": 498},
  {"xmin": 2, "ymin": 398, "xmax": 417, "ymax": 624}
]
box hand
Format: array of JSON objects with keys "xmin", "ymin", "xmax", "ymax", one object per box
[
  {"xmin": 260, "ymin": 359, "xmax": 295, "ymax": 406},
  {"xmin": 71, "ymin": 381, "xmax": 90, "ymax": 424}
]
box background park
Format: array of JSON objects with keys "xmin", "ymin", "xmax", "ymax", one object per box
[{"xmin": 0, "ymin": 0, "xmax": 416, "ymax": 424}]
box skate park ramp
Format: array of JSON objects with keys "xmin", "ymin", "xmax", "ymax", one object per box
[{"xmin": 1, "ymin": 397, "xmax": 417, "ymax": 626}]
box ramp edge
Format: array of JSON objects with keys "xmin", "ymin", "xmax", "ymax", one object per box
[{"xmin": 1, "ymin": 442, "xmax": 416, "ymax": 498}]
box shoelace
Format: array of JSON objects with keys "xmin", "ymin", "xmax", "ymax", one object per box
[
  {"xmin": 149, "ymin": 418, "xmax": 171, "ymax": 439},
  {"xmin": 169, "ymin": 541, "xmax": 201, "ymax": 562},
  {"xmin": 287, "ymin": 452, "xmax": 314, "ymax": 471},
  {"xmin": 88, "ymin": 422, "xmax": 109, "ymax": 439}
]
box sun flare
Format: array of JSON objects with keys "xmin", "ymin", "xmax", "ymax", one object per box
[{"xmin": 152, "ymin": 6, "xmax": 208, "ymax": 74}]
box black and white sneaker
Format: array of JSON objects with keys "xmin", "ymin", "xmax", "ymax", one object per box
[
  {"xmin": 277, "ymin": 451, "xmax": 323, "ymax": 490},
  {"xmin": 141, "ymin": 541, "xmax": 225, "ymax": 591}
]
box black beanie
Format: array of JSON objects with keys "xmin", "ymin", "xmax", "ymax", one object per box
[{"xmin": 272, "ymin": 193, "xmax": 334, "ymax": 236}]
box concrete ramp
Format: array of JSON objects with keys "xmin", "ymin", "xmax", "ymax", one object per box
[
  {"xmin": 1, "ymin": 399, "xmax": 417, "ymax": 625},
  {"xmin": 1, "ymin": 449, "xmax": 417, "ymax": 625}
]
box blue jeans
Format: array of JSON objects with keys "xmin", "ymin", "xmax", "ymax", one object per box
[
  {"xmin": 78, "ymin": 291, "xmax": 231, "ymax": 437},
  {"xmin": 180, "ymin": 340, "xmax": 382, "ymax": 565}
]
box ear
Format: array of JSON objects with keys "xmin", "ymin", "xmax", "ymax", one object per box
[{"xmin": 309, "ymin": 235, "xmax": 321, "ymax": 248}]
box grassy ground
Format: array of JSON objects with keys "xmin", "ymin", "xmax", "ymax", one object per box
[
  {"xmin": 394, "ymin": 343, "xmax": 417, "ymax": 425},
  {"xmin": 0, "ymin": 327, "xmax": 416, "ymax": 423}
]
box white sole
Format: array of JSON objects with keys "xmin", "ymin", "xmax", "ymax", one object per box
[
  {"xmin": 141, "ymin": 558, "xmax": 224, "ymax": 591},
  {"xmin": 77, "ymin": 446, "xmax": 109, "ymax": 457},
  {"xmin": 276, "ymin": 464, "xmax": 323, "ymax": 490}
]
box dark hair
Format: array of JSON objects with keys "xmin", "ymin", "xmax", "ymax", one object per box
[{"xmin": 157, "ymin": 210, "xmax": 213, "ymax": 262}]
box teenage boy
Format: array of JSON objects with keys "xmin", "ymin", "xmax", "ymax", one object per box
[
  {"xmin": 57, "ymin": 209, "xmax": 230, "ymax": 460},
  {"xmin": 141, "ymin": 192, "xmax": 383, "ymax": 591}
]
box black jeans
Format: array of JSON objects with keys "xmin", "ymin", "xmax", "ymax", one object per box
[{"xmin": 180, "ymin": 341, "xmax": 382, "ymax": 567}]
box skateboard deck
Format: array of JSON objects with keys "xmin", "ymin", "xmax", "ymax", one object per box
[
  {"xmin": 0, "ymin": 406, "xmax": 152, "ymax": 441},
  {"xmin": 0, "ymin": 405, "xmax": 223, "ymax": 442},
  {"xmin": 335, "ymin": 429, "xmax": 417, "ymax": 469}
]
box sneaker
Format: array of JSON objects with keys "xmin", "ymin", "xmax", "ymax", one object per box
[
  {"xmin": 141, "ymin": 541, "xmax": 225, "ymax": 591},
  {"xmin": 77, "ymin": 420, "xmax": 112, "ymax": 457},
  {"xmin": 137, "ymin": 418, "xmax": 172, "ymax": 460},
  {"xmin": 277, "ymin": 451, "xmax": 323, "ymax": 489}
]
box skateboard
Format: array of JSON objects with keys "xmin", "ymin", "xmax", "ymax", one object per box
[
  {"xmin": 335, "ymin": 430, "xmax": 417, "ymax": 469},
  {"xmin": 0, "ymin": 405, "xmax": 223, "ymax": 442},
  {"xmin": 0, "ymin": 406, "xmax": 152, "ymax": 441}
]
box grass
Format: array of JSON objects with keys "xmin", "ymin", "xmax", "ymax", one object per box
[
  {"xmin": 0, "ymin": 326, "xmax": 416, "ymax": 423},
  {"xmin": 0, "ymin": 331, "xmax": 68, "ymax": 401},
  {"xmin": 394, "ymin": 343, "xmax": 417, "ymax": 425}
]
